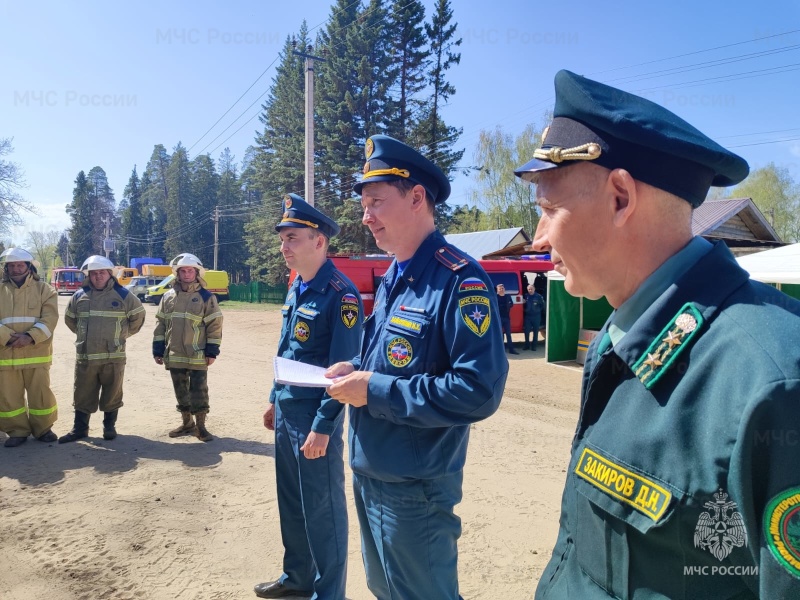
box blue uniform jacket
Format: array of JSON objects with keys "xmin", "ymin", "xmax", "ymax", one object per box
[
  {"xmin": 536, "ymin": 242, "xmax": 800, "ymax": 599},
  {"xmin": 350, "ymin": 231, "xmax": 509, "ymax": 482},
  {"xmin": 270, "ymin": 259, "xmax": 363, "ymax": 436},
  {"xmin": 523, "ymin": 292, "xmax": 545, "ymax": 322}
]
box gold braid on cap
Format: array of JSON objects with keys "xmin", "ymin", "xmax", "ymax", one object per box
[
  {"xmin": 533, "ymin": 143, "xmax": 602, "ymax": 164},
  {"xmin": 362, "ymin": 167, "xmax": 411, "ymax": 180},
  {"xmin": 280, "ymin": 217, "xmax": 319, "ymax": 228}
]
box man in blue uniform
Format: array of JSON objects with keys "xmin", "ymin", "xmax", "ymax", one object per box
[
  {"xmin": 515, "ymin": 70, "xmax": 800, "ymax": 599},
  {"xmin": 255, "ymin": 194, "xmax": 363, "ymax": 600},
  {"xmin": 327, "ymin": 135, "xmax": 509, "ymax": 599},
  {"xmin": 522, "ymin": 283, "xmax": 544, "ymax": 351},
  {"xmin": 496, "ymin": 283, "xmax": 518, "ymax": 354}
]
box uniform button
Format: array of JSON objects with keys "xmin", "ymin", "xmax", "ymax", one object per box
[{"xmin": 379, "ymin": 413, "xmax": 386, "ymax": 418}]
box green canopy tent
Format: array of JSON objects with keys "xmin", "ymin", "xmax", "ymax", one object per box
[{"xmin": 545, "ymin": 270, "xmax": 613, "ymax": 365}]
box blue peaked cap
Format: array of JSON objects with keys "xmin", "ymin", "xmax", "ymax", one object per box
[
  {"xmin": 514, "ymin": 70, "xmax": 749, "ymax": 207},
  {"xmin": 354, "ymin": 135, "xmax": 452, "ymax": 203},
  {"xmin": 275, "ymin": 193, "xmax": 340, "ymax": 238}
]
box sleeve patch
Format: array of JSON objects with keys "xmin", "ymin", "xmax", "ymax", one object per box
[
  {"xmin": 459, "ymin": 277, "xmax": 488, "ymax": 294},
  {"xmin": 764, "ymin": 487, "xmax": 800, "ymax": 579},
  {"xmin": 341, "ymin": 300, "xmax": 359, "ymax": 328},
  {"xmin": 459, "ymin": 294, "xmax": 491, "ymax": 337}
]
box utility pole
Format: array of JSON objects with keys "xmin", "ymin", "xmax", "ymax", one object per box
[
  {"xmin": 102, "ymin": 213, "xmax": 114, "ymax": 259},
  {"xmin": 213, "ymin": 206, "xmax": 220, "ymax": 270},
  {"xmin": 292, "ymin": 40, "xmax": 325, "ymax": 207}
]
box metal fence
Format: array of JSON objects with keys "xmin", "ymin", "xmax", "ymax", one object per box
[{"xmin": 228, "ymin": 282, "xmax": 287, "ymax": 304}]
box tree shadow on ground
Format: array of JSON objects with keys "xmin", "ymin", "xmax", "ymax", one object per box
[{"xmin": 0, "ymin": 433, "xmax": 274, "ymax": 486}]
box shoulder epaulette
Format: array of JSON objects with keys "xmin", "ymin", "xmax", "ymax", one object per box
[
  {"xmin": 632, "ymin": 303, "xmax": 704, "ymax": 390},
  {"xmin": 198, "ymin": 287, "xmax": 213, "ymax": 302},
  {"xmin": 328, "ymin": 273, "xmax": 344, "ymax": 292},
  {"xmin": 73, "ymin": 289, "xmax": 87, "ymax": 301},
  {"xmin": 114, "ymin": 283, "xmax": 130, "ymax": 299},
  {"xmin": 434, "ymin": 246, "xmax": 469, "ymax": 271}
]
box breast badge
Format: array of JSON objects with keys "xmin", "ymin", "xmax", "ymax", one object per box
[
  {"xmin": 387, "ymin": 336, "xmax": 412, "ymax": 367},
  {"xmin": 294, "ymin": 321, "xmax": 310, "ymax": 342}
]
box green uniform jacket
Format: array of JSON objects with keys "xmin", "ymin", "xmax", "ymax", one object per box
[
  {"xmin": 153, "ymin": 281, "xmax": 222, "ymax": 370},
  {"xmin": 65, "ymin": 278, "xmax": 146, "ymax": 363},
  {"xmin": 0, "ymin": 272, "xmax": 58, "ymax": 370},
  {"xmin": 536, "ymin": 242, "xmax": 800, "ymax": 599}
]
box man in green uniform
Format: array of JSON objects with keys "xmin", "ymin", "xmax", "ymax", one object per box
[{"xmin": 515, "ymin": 70, "xmax": 800, "ymax": 599}]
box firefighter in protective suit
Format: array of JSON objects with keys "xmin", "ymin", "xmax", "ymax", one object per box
[
  {"xmin": 0, "ymin": 247, "xmax": 59, "ymax": 447},
  {"xmin": 153, "ymin": 253, "xmax": 222, "ymax": 442},
  {"xmin": 60, "ymin": 255, "xmax": 146, "ymax": 443}
]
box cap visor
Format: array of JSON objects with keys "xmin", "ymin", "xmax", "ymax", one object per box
[{"xmin": 514, "ymin": 158, "xmax": 559, "ymax": 182}]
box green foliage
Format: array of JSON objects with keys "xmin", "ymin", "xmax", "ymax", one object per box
[
  {"xmin": 67, "ymin": 171, "xmax": 95, "ymax": 263},
  {"xmin": 386, "ymin": 0, "xmax": 428, "ymax": 140},
  {"xmin": 217, "ymin": 148, "xmax": 250, "ymax": 280},
  {"xmin": 189, "ymin": 153, "xmax": 219, "ymax": 266},
  {"xmin": 729, "ymin": 163, "xmax": 800, "ymax": 242},
  {"xmin": 140, "ymin": 144, "xmax": 170, "ymax": 258},
  {"xmin": 164, "ymin": 143, "xmax": 191, "ymax": 259},
  {"xmin": 467, "ymin": 123, "xmax": 545, "ymax": 234},
  {"xmin": 245, "ymin": 29, "xmax": 310, "ymax": 284},
  {"xmin": 119, "ymin": 166, "xmax": 150, "ymax": 262}
]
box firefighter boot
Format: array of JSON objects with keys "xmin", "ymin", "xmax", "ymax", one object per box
[
  {"xmin": 58, "ymin": 412, "xmax": 90, "ymax": 444},
  {"xmin": 169, "ymin": 411, "xmax": 196, "ymax": 438},
  {"xmin": 103, "ymin": 410, "xmax": 119, "ymax": 440},
  {"xmin": 194, "ymin": 411, "xmax": 213, "ymax": 442}
]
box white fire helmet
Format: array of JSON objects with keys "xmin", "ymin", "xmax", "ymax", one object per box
[
  {"xmin": 1, "ymin": 247, "xmax": 39, "ymax": 272},
  {"xmin": 170, "ymin": 253, "xmax": 205, "ymax": 277},
  {"xmin": 80, "ymin": 255, "xmax": 115, "ymax": 273},
  {"xmin": 1, "ymin": 247, "xmax": 35, "ymax": 264}
]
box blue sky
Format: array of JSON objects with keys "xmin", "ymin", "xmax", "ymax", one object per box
[{"xmin": 3, "ymin": 0, "xmax": 799, "ymax": 246}]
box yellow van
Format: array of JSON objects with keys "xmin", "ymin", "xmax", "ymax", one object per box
[
  {"xmin": 144, "ymin": 275, "xmax": 174, "ymax": 305},
  {"xmin": 144, "ymin": 271, "xmax": 229, "ymax": 305},
  {"xmin": 202, "ymin": 270, "xmax": 230, "ymax": 301}
]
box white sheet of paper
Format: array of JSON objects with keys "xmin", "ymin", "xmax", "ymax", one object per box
[{"xmin": 273, "ymin": 356, "xmax": 334, "ymax": 388}]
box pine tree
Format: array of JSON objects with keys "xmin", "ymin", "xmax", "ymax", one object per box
[
  {"xmin": 189, "ymin": 153, "xmax": 219, "ymax": 267},
  {"xmin": 420, "ymin": 0, "xmax": 464, "ymax": 231},
  {"xmin": 86, "ymin": 166, "xmax": 116, "ymax": 261},
  {"xmin": 164, "ymin": 143, "xmax": 191, "ymax": 260},
  {"xmin": 140, "ymin": 144, "xmax": 170, "ymax": 258},
  {"xmin": 316, "ymin": 0, "xmax": 398, "ymax": 253},
  {"xmin": 386, "ymin": 0, "xmax": 428, "ymax": 141},
  {"xmin": 56, "ymin": 233, "xmax": 69, "ymax": 266},
  {"xmin": 245, "ymin": 27, "xmax": 310, "ymax": 284},
  {"xmin": 66, "ymin": 171, "xmax": 95, "ymax": 263},
  {"xmin": 120, "ymin": 166, "xmax": 149, "ymax": 262},
  {"xmin": 217, "ymin": 148, "xmax": 249, "ymax": 280}
]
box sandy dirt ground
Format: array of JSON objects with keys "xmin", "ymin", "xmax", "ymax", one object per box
[{"xmin": 0, "ymin": 294, "xmax": 582, "ymax": 600}]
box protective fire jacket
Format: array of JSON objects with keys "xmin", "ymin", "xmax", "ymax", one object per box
[
  {"xmin": 65, "ymin": 277, "xmax": 146, "ymax": 363},
  {"xmin": 0, "ymin": 272, "xmax": 58, "ymax": 370},
  {"xmin": 153, "ymin": 281, "xmax": 222, "ymax": 370},
  {"xmin": 350, "ymin": 230, "xmax": 509, "ymax": 482}
]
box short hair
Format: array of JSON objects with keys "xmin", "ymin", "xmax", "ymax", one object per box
[{"xmin": 387, "ymin": 179, "xmax": 435, "ymax": 214}]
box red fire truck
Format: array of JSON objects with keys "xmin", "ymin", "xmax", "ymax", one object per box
[
  {"xmin": 50, "ymin": 267, "xmax": 85, "ymax": 295},
  {"xmin": 328, "ymin": 254, "xmax": 553, "ymax": 333}
]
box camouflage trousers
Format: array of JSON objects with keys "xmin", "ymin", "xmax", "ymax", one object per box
[{"xmin": 169, "ymin": 369, "xmax": 209, "ymax": 414}]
